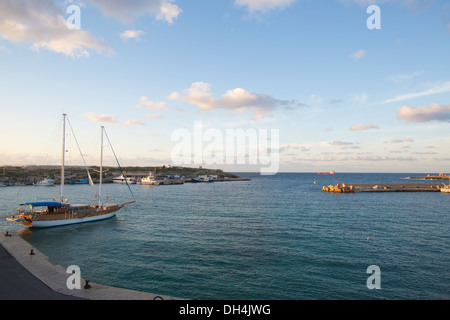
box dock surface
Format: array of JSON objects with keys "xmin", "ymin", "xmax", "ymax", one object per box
[
  {"xmin": 322, "ymin": 182, "xmax": 446, "ymax": 193},
  {"xmin": 352, "ymin": 182, "xmax": 443, "ymax": 192},
  {"xmin": 0, "ymin": 232, "xmax": 182, "ymax": 300}
]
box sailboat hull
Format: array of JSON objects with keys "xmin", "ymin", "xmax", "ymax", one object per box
[{"xmin": 29, "ymin": 211, "xmax": 117, "ymax": 228}]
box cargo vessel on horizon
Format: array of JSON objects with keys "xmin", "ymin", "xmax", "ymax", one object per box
[{"xmin": 317, "ymin": 170, "xmax": 335, "ymax": 175}]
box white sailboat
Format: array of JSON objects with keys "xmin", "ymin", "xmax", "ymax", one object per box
[{"xmin": 7, "ymin": 114, "xmax": 135, "ymax": 228}]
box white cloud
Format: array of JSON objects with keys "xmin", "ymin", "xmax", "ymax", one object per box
[
  {"xmin": 397, "ymin": 103, "xmax": 450, "ymax": 123},
  {"xmin": 381, "ymin": 81, "xmax": 450, "ymax": 104},
  {"xmin": 169, "ymin": 82, "xmax": 299, "ymax": 120},
  {"xmin": 83, "ymin": 112, "xmax": 118, "ymax": 123},
  {"xmin": 119, "ymin": 30, "xmax": 145, "ymax": 41},
  {"xmin": 157, "ymin": 2, "xmax": 183, "ymax": 24},
  {"xmin": 350, "ymin": 49, "xmax": 367, "ymax": 59},
  {"xmin": 235, "ymin": 0, "xmax": 297, "ymax": 12},
  {"xmin": 329, "ymin": 140, "xmax": 354, "ymax": 146},
  {"xmin": 136, "ymin": 96, "xmax": 169, "ymax": 110},
  {"xmin": 349, "ymin": 123, "xmax": 380, "ymax": 131},
  {"xmin": 0, "ymin": 0, "xmax": 111, "ymax": 58},
  {"xmin": 87, "ymin": 0, "xmax": 182, "ymax": 24},
  {"xmin": 121, "ymin": 119, "xmax": 145, "ymax": 126}
]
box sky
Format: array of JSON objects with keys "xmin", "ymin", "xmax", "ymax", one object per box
[{"xmin": 0, "ymin": 0, "xmax": 449, "ymax": 173}]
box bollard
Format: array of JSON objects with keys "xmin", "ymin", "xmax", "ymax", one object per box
[
  {"xmin": 30, "ymin": 249, "xmax": 35, "ymax": 255},
  {"xmin": 84, "ymin": 280, "xmax": 91, "ymax": 289}
]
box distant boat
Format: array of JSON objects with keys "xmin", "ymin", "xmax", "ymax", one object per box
[
  {"xmin": 440, "ymin": 184, "xmax": 450, "ymax": 193},
  {"xmin": 7, "ymin": 114, "xmax": 135, "ymax": 228},
  {"xmin": 317, "ymin": 171, "xmax": 335, "ymax": 175},
  {"xmin": 69, "ymin": 179, "xmax": 89, "ymax": 185},
  {"xmin": 139, "ymin": 172, "xmax": 160, "ymax": 186},
  {"xmin": 34, "ymin": 178, "xmax": 55, "ymax": 186},
  {"xmin": 191, "ymin": 176, "xmax": 214, "ymax": 183},
  {"xmin": 113, "ymin": 174, "xmax": 137, "ymax": 184}
]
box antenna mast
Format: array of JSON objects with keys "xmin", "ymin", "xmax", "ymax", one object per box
[
  {"xmin": 99, "ymin": 126, "xmax": 104, "ymax": 206},
  {"xmin": 61, "ymin": 114, "xmax": 66, "ymax": 202}
]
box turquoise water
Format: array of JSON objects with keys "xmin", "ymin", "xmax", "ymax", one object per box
[{"xmin": 1, "ymin": 173, "xmax": 449, "ymax": 300}]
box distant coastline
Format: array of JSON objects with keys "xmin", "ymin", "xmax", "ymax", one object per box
[{"xmin": 0, "ymin": 165, "xmax": 248, "ymax": 186}]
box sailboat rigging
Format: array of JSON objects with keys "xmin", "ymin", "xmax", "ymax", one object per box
[{"xmin": 7, "ymin": 114, "xmax": 135, "ymax": 228}]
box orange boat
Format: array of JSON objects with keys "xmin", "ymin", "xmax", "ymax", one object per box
[{"xmin": 317, "ymin": 171, "xmax": 335, "ymax": 175}]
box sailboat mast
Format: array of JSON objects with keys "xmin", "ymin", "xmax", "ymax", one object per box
[
  {"xmin": 99, "ymin": 126, "xmax": 104, "ymax": 206},
  {"xmin": 61, "ymin": 113, "xmax": 66, "ymax": 203}
]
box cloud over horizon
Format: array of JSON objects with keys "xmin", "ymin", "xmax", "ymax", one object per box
[
  {"xmin": 169, "ymin": 82, "xmax": 300, "ymax": 120},
  {"xmin": 397, "ymin": 103, "xmax": 450, "ymax": 123},
  {"xmin": 349, "ymin": 123, "xmax": 380, "ymax": 131}
]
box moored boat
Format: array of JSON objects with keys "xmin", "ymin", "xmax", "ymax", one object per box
[
  {"xmin": 440, "ymin": 184, "xmax": 450, "ymax": 193},
  {"xmin": 7, "ymin": 201, "xmax": 131, "ymax": 228},
  {"xmin": 34, "ymin": 178, "xmax": 55, "ymax": 186},
  {"xmin": 6, "ymin": 114, "xmax": 135, "ymax": 228},
  {"xmin": 139, "ymin": 172, "xmax": 160, "ymax": 185},
  {"xmin": 113, "ymin": 174, "xmax": 137, "ymax": 184},
  {"xmin": 191, "ymin": 175, "xmax": 214, "ymax": 183}
]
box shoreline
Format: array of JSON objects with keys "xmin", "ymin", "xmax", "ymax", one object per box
[
  {"xmin": 0, "ymin": 232, "xmax": 183, "ymax": 300},
  {"xmin": 0, "ymin": 165, "xmax": 250, "ymax": 186}
]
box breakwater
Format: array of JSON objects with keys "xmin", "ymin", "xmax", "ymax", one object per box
[{"xmin": 323, "ymin": 182, "xmax": 444, "ymax": 193}]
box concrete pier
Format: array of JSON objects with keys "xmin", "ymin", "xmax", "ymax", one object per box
[
  {"xmin": 322, "ymin": 182, "xmax": 445, "ymax": 193},
  {"xmin": 351, "ymin": 182, "xmax": 443, "ymax": 192},
  {"xmin": 0, "ymin": 232, "xmax": 182, "ymax": 300}
]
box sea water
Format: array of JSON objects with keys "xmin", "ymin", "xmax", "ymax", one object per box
[{"xmin": 0, "ymin": 173, "xmax": 448, "ymax": 300}]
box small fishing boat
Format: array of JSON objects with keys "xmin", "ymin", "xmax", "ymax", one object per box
[{"xmin": 7, "ymin": 114, "xmax": 135, "ymax": 228}]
